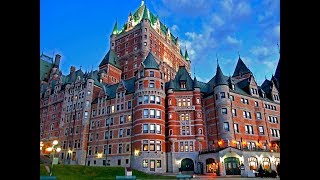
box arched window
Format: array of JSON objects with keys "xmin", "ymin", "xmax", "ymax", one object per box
[
  {"xmin": 274, "ymin": 157, "xmax": 280, "ymax": 166},
  {"xmin": 262, "ymin": 157, "xmax": 271, "ymax": 170},
  {"xmin": 248, "ymin": 157, "xmax": 258, "ymax": 170}
]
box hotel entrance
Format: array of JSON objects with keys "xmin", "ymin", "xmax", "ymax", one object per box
[{"xmin": 224, "ymin": 157, "xmax": 240, "ymax": 175}]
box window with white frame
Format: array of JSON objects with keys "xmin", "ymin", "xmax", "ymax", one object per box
[
  {"xmin": 256, "ymin": 112, "xmax": 262, "ymax": 120},
  {"xmin": 221, "ymin": 108, "xmax": 227, "ymax": 114},
  {"xmin": 223, "ymin": 122, "xmax": 230, "ymax": 131},
  {"xmin": 259, "ymin": 126, "xmax": 265, "ymax": 135},
  {"xmin": 234, "ymin": 123, "xmax": 239, "ymax": 133}
]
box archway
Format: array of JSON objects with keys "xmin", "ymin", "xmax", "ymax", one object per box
[
  {"xmin": 181, "ymin": 158, "xmax": 194, "ymax": 171},
  {"xmin": 206, "ymin": 158, "xmax": 218, "ymax": 173},
  {"xmin": 262, "ymin": 157, "xmax": 271, "ymax": 170},
  {"xmin": 224, "ymin": 157, "xmax": 240, "ymax": 175},
  {"xmin": 248, "ymin": 157, "xmax": 258, "ymax": 170}
]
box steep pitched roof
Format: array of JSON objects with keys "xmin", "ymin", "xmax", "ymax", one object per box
[
  {"xmin": 103, "ymin": 77, "xmax": 135, "ymax": 99},
  {"xmin": 171, "ymin": 66, "xmax": 193, "ymax": 91},
  {"xmin": 40, "ymin": 54, "xmax": 54, "ymax": 81},
  {"xmin": 261, "ymin": 79, "xmax": 273, "ymax": 93},
  {"xmin": 232, "ymin": 57, "xmax": 252, "ymax": 77},
  {"xmin": 112, "ymin": 20, "xmax": 118, "ymax": 35},
  {"xmin": 142, "ymin": 52, "xmax": 159, "ymax": 69},
  {"xmin": 99, "ymin": 49, "xmax": 121, "ymax": 69},
  {"xmin": 193, "ymin": 76, "xmax": 200, "ymax": 88},
  {"xmin": 214, "ymin": 64, "xmax": 228, "ymax": 87},
  {"xmin": 275, "ymin": 59, "xmax": 280, "ymax": 81},
  {"xmin": 185, "ymin": 49, "xmax": 190, "ymax": 61}
]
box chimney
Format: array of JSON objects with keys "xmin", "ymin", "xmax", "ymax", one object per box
[
  {"xmin": 70, "ymin": 66, "xmax": 76, "ymax": 74},
  {"xmin": 54, "ymin": 54, "xmax": 61, "ymax": 66}
]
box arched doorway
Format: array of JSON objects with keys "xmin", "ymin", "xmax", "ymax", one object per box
[
  {"xmin": 224, "ymin": 157, "xmax": 240, "ymax": 175},
  {"xmin": 206, "ymin": 158, "xmax": 218, "ymax": 173},
  {"xmin": 181, "ymin": 158, "xmax": 194, "ymax": 171}
]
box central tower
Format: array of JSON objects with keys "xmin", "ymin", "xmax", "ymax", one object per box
[{"xmin": 107, "ymin": 1, "xmax": 191, "ymax": 82}]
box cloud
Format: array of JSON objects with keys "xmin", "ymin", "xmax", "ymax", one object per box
[
  {"xmin": 273, "ymin": 24, "xmax": 280, "ymax": 39},
  {"xmin": 220, "ymin": 0, "xmax": 251, "ymax": 18},
  {"xmin": 171, "ymin": 24, "xmax": 179, "ymax": 34},
  {"xmin": 211, "ymin": 14, "xmax": 224, "ymax": 27},
  {"xmin": 262, "ymin": 60, "xmax": 277, "ymax": 72},
  {"xmin": 225, "ymin": 35, "xmax": 242, "ymax": 46},
  {"xmin": 250, "ymin": 46, "xmax": 270, "ymax": 57},
  {"xmin": 156, "ymin": 0, "xmax": 214, "ymax": 17}
]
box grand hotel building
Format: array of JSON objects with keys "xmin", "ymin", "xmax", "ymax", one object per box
[{"xmin": 40, "ymin": 1, "xmax": 280, "ymax": 176}]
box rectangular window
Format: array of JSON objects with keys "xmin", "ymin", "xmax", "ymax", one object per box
[
  {"xmin": 117, "ymin": 105, "xmax": 119, "ymax": 111},
  {"xmin": 259, "ymin": 126, "xmax": 265, "ymax": 135},
  {"xmin": 150, "ymin": 71, "xmax": 154, "ymax": 77},
  {"xmin": 234, "ymin": 123, "xmax": 239, "ymax": 133},
  {"xmin": 121, "ymin": 104, "xmax": 124, "ymax": 110},
  {"xmin": 223, "ymin": 122, "xmax": 230, "ymax": 131},
  {"xmin": 150, "ymin": 140, "xmax": 155, "ymax": 151},
  {"xmin": 221, "ymin": 108, "xmax": 227, "ymax": 114},
  {"xmin": 119, "ymin": 129, "xmax": 123, "ymax": 138},
  {"xmin": 149, "ymin": 109, "xmax": 155, "ymax": 118},
  {"xmin": 143, "ymin": 124, "xmax": 149, "ymax": 133},
  {"xmin": 144, "ymin": 95, "xmax": 149, "ymax": 104},
  {"xmin": 111, "ymin": 105, "xmax": 115, "ymax": 113},
  {"xmin": 128, "ymin": 101, "xmax": 132, "ymax": 109},
  {"xmin": 220, "ymin": 92, "xmax": 226, "ymax": 98},
  {"xmin": 143, "ymin": 160, "xmax": 148, "ymax": 168},
  {"xmin": 156, "ymin": 110, "xmax": 161, "ymax": 119},
  {"xmin": 108, "ymin": 145, "xmax": 112, "ymax": 154},
  {"xmin": 245, "ymin": 99, "xmax": 249, "ymax": 104},
  {"xmin": 144, "ymin": 109, "xmax": 149, "ymax": 118},
  {"xmin": 256, "ymin": 112, "xmax": 262, "ymax": 120},
  {"xmin": 109, "ymin": 130, "xmax": 113, "ymax": 139},
  {"xmin": 150, "ymin": 124, "xmax": 155, "ymax": 133},
  {"xmin": 139, "ymin": 81, "xmax": 143, "ymax": 89},
  {"xmin": 156, "ymin": 124, "xmax": 161, "ymax": 134},
  {"xmin": 104, "ymin": 131, "xmax": 109, "ymax": 139},
  {"xmin": 118, "ymin": 144, "xmax": 122, "ymax": 153},
  {"xmin": 185, "ymin": 141, "xmax": 189, "ymax": 152},
  {"xmin": 118, "ymin": 159, "xmax": 121, "ymax": 165},
  {"xmin": 149, "ymin": 80, "xmax": 155, "ymax": 88},
  {"xmin": 229, "ymin": 95, "xmax": 234, "ymax": 101},
  {"xmin": 127, "ymin": 115, "xmax": 132, "ymax": 122},
  {"xmin": 232, "ymin": 109, "xmax": 237, "ymax": 116},
  {"xmin": 127, "ymin": 129, "xmax": 131, "ymax": 136},
  {"xmin": 241, "ymin": 98, "xmax": 244, "ymax": 103},
  {"xmin": 254, "ymin": 101, "xmax": 259, "ymax": 107},
  {"xmin": 156, "ymin": 160, "xmax": 161, "ymax": 168},
  {"xmin": 150, "ymin": 95, "xmax": 155, "ymax": 103},
  {"xmin": 120, "ymin": 116, "xmax": 124, "ymax": 124},
  {"xmin": 180, "ymin": 142, "xmax": 184, "ymax": 152},
  {"xmin": 143, "ymin": 140, "xmax": 148, "ymax": 151},
  {"xmin": 84, "ymin": 112, "xmax": 88, "ymax": 119},
  {"xmin": 156, "ymin": 96, "xmax": 160, "ymax": 104},
  {"xmin": 138, "ymin": 96, "xmax": 143, "ymax": 104}
]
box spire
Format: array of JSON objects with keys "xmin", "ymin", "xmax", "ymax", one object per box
[
  {"xmin": 88, "ymin": 70, "xmax": 94, "ymax": 80},
  {"xmin": 214, "ymin": 63, "xmax": 228, "ymax": 86},
  {"xmin": 112, "ymin": 19, "xmax": 118, "ymax": 35},
  {"xmin": 180, "ymin": 48, "xmax": 184, "ymax": 57},
  {"xmin": 185, "ymin": 47, "xmax": 190, "ymax": 61},
  {"xmin": 142, "ymin": 4, "xmax": 150, "ymax": 21},
  {"xmin": 232, "ymin": 56, "xmax": 252, "ymax": 77},
  {"xmin": 193, "ymin": 76, "xmax": 200, "ymax": 88},
  {"xmin": 141, "ymin": 0, "xmax": 145, "ymax": 6}
]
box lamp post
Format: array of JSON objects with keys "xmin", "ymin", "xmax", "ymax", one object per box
[{"xmin": 46, "ymin": 140, "xmax": 61, "ymax": 176}]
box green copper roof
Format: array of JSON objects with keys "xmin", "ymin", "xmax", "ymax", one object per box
[
  {"xmin": 185, "ymin": 49, "xmax": 190, "ymax": 61},
  {"xmin": 193, "ymin": 76, "xmax": 200, "ymax": 88},
  {"xmin": 112, "ymin": 21, "xmax": 118, "ymax": 35},
  {"xmin": 99, "ymin": 49, "xmax": 121, "ymax": 69},
  {"xmin": 40, "ymin": 54, "xmax": 53, "ymax": 81},
  {"xmin": 180, "ymin": 49, "xmax": 184, "ymax": 57},
  {"xmin": 142, "ymin": 52, "xmax": 159, "ymax": 69},
  {"xmin": 142, "ymin": 5, "xmax": 150, "ymax": 20},
  {"xmin": 102, "ymin": 77, "xmax": 135, "ymax": 99}
]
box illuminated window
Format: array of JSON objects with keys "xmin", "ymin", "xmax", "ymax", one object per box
[
  {"xmin": 143, "ymin": 159, "xmax": 148, "ymax": 168},
  {"xmin": 248, "ymin": 157, "xmax": 258, "ymax": 170}
]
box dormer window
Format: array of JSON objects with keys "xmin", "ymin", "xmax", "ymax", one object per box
[
  {"xmin": 150, "ymin": 71, "xmax": 154, "ymax": 77},
  {"xmin": 180, "ymin": 81, "xmax": 186, "ymax": 89},
  {"xmin": 140, "ymin": 70, "xmax": 144, "ymax": 78}
]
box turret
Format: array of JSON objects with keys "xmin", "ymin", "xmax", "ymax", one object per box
[
  {"xmin": 132, "ymin": 52, "xmax": 166, "ymax": 173},
  {"xmin": 213, "ymin": 63, "xmax": 234, "ymax": 148}
]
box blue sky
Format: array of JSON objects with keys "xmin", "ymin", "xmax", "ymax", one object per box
[{"xmin": 40, "ymin": 0, "xmax": 279, "ymax": 85}]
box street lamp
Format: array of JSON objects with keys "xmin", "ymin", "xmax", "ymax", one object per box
[{"xmin": 46, "ymin": 140, "xmax": 61, "ymax": 176}]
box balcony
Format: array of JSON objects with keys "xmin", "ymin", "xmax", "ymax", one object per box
[{"xmin": 174, "ymin": 106, "xmax": 195, "ymax": 111}]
